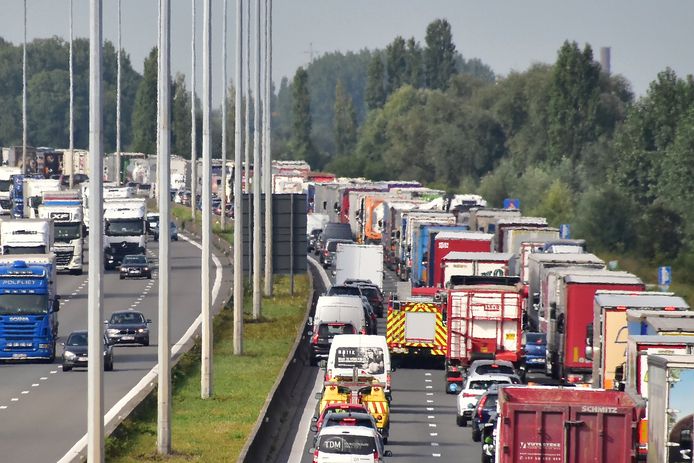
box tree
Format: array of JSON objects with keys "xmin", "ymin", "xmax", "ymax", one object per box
[
  {"xmin": 404, "ymin": 37, "xmax": 423, "ymax": 88},
  {"xmin": 333, "ymin": 79, "xmax": 357, "ymax": 156},
  {"xmin": 131, "ymin": 47, "xmax": 158, "ymax": 154},
  {"xmin": 424, "ymin": 19, "xmax": 456, "ymax": 90},
  {"xmin": 171, "ymin": 73, "xmax": 191, "ymax": 157},
  {"xmin": 365, "ymin": 54, "xmax": 386, "ymax": 110},
  {"xmin": 291, "ymin": 67, "xmax": 318, "ymax": 166},
  {"xmin": 385, "ymin": 36, "xmax": 408, "ymax": 95}
]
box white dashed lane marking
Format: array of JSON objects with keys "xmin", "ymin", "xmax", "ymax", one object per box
[
  {"xmin": 21, "ymin": 391, "xmax": 29, "ymax": 395},
  {"xmin": 0, "ymin": 405, "xmax": 7, "ymax": 410},
  {"xmin": 11, "ymin": 398, "xmax": 19, "ymax": 402},
  {"xmin": 40, "ymin": 377, "xmax": 47, "ymax": 381},
  {"xmin": 31, "ymin": 383, "xmax": 39, "ymax": 387}
]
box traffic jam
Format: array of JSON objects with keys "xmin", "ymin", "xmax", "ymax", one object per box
[{"xmin": 302, "ymin": 174, "xmax": 693, "ymax": 463}]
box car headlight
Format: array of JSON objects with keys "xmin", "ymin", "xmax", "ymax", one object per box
[
  {"xmin": 107, "ymin": 329, "xmax": 120, "ymax": 335},
  {"xmin": 64, "ymin": 351, "xmax": 76, "ymax": 360},
  {"xmin": 143, "ymin": 267, "xmax": 149, "ymax": 271},
  {"xmin": 137, "ymin": 328, "xmax": 147, "ymax": 333}
]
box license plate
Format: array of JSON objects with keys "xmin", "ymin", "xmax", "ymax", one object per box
[
  {"xmin": 12, "ymin": 353, "xmax": 27, "ymax": 359},
  {"xmin": 327, "ymin": 338, "xmax": 333, "ymax": 343},
  {"xmin": 77, "ymin": 357, "xmax": 87, "ymax": 362},
  {"xmin": 130, "ymin": 270, "xmax": 139, "ymax": 274},
  {"xmin": 122, "ymin": 336, "xmax": 134, "ymax": 341}
]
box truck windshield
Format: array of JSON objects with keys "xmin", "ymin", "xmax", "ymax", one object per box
[
  {"xmin": 4, "ymin": 246, "xmax": 46, "ymax": 254},
  {"xmin": 0, "ymin": 294, "xmax": 49, "ymax": 315},
  {"xmin": 105, "ymin": 219, "xmax": 144, "ymax": 236},
  {"xmin": 0, "ymin": 180, "xmax": 11, "ymax": 191},
  {"xmin": 55, "ymin": 223, "xmax": 81, "ymax": 241}
]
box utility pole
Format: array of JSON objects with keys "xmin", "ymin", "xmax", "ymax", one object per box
[
  {"xmin": 87, "ymin": 0, "xmax": 104, "ymax": 461},
  {"xmin": 157, "ymin": 0, "xmax": 172, "ymax": 454},
  {"xmin": 233, "ymin": 0, "xmax": 244, "ymax": 355},
  {"xmin": 116, "ymin": 0, "xmax": 122, "ymax": 185},
  {"xmin": 220, "ymin": 0, "xmax": 228, "ymax": 230},
  {"xmin": 263, "ymin": 0, "xmax": 273, "ymax": 296},
  {"xmin": 22, "ymin": 0, "xmax": 27, "ymax": 175},
  {"xmin": 244, "ymin": 0, "xmax": 252, "ymax": 284},
  {"xmin": 190, "ymin": 0, "xmax": 197, "ymax": 219},
  {"xmin": 200, "ymin": 0, "xmax": 213, "ymax": 399},
  {"xmin": 68, "ymin": 0, "xmax": 74, "ymax": 189},
  {"xmin": 252, "ymin": 0, "xmax": 261, "ymax": 320}
]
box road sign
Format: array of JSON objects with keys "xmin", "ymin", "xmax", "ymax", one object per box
[
  {"xmin": 503, "ymin": 198, "xmax": 520, "ymax": 210},
  {"xmin": 560, "ymin": 224, "xmax": 570, "ymax": 239},
  {"xmin": 658, "ymin": 266, "xmax": 672, "ymax": 289}
]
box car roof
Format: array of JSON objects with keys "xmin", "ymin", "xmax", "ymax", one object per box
[
  {"xmin": 470, "ymin": 359, "xmax": 515, "ymax": 369},
  {"xmin": 467, "ymin": 373, "xmax": 515, "ymax": 382},
  {"xmin": 324, "ymin": 411, "xmax": 374, "ymax": 421},
  {"xmin": 318, "ymin": 425, "xmax": 378, "ymax": 437},
  {"xmin": 69, "ymin": 330, "xmax": 88, "ymax": 336},
  {"xmin": 111, "ymin": 310, "xmax": 145, "ymax": 316}
]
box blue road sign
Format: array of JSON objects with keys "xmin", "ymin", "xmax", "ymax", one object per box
[
  {"xmin": 560, "ymin": 224, "xmax": 570, "ymax": 239},
  {"xmin": 503, "ymin": 198, "xmax": 520, "ymax": 210},
  {"xmin": 658, "ymin": 266, "xmax": 672, "ymax": 287}
]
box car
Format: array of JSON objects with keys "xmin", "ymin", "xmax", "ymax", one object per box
[
  {"xmin": 119, "ymin": 254, "xmax": 152, "ymax": 279},
  {"xmin": 467, "ymin": 359, "xmax": 521, "ymax": 382},
  {"xmin": 154, "ymin": 221, "xmax": 178, "ymax": 241},
  {"xmin": 307, "ymin": 229, "xmax": 322, "ymax": 252},
  {"xmin": 105, "ymin": 310, "xmax": 151, "ymax": 346},
  {"xmin": 326, "ymin": 285, "xmax": 362, "ymax": 297},
  {"xmin": 360, "ymin": 296, "xmax": 378, "ymax": 335},
  {"xmin": 310, "ymin": 426, "xmax": 391, "ymax": 462},
  {"xmin": 523, "ymin": 332, "xmax": 547, "ymax": 371},
  {"xmin": 310, "ymin": 321, "xmax": 356, "ymax": 366},
  {"xmin": 352, "ymin": 283, "xmax": 385, "ymax": 318},
  {"xmin": 469, "ymin": 383, "xmax": 518, "ymax": 442},
  {"xmin": 320, "ymin": 238, "xmax": 353, "ymax": 268},
  {"xmin": 312, "ymin": 403, "xmax": 370, "ymax": 435},
  {"xmin": 146, "ymin": 213, "xmax": 160, "ymax": 237},
  {"xmin": 321, "ymin": 411, "xmax": 379, "ymax": 432},
  {"xmin": 456, "ymin": 374, "xmax": 516, "ymax": 427},
  {"xmin": 62, "ymin": 330, "xmax": 113, "ymax": 372}
]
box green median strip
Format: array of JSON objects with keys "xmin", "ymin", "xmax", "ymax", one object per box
[{"xmin": 106, "ymin": 274, "xmax": 310, "ymax": 462}]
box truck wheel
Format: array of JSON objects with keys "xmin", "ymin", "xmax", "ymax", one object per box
[
  {"xmin": 71, "ymin": 268, "xmax": 83, "ymax": 276},
  {"xmin": 105, "ymin": 360, "xmax": 114, "ymax": 371},
  {"xmin": 456, "ymin": 415, "xmax": 466, "ymax": 427},
  {"xmin": 309, "ymin": 355, "xmax": 317, "ymax": 367},
  {"xmin": 48, "ymin": 342, "xmax": 56, "ymax": 363},
  {"xmin": 62, "ymin": 365, "xmax": 72, "ymax": 372},
  {"xmin": 471, "ymin": 425, "xmax": 481, "ymax": 442}
]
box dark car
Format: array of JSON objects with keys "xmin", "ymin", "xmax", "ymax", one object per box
[
  {"xmin": 119, "ymin": 254, "xmax": 152, "ymax": 279},
  {"xmin": 326, "ymin": 285, "xmax": 362, "ymax": 297},
  {"xmin": 105, "ymin": 310, "xmax": 151, "ymax": 346},
  {"xmin": 523, "ymin": 332, "xmax": 547, "ymax": 371},
  {"xmin": 352, "ymin": 284, "xmax": 385, "ymax": 318},
  {"xmin": 153, "ymin": 222, "xmax": 178, "ymax": 241},
  {"xmin": 310, "ymin": 322, "xmax": 356, "ymax": 366},
  {"xmin": 320, "ymin": 411, "xmax": 379, "ymax": 434},
  {"xmin": 320, "ymin": 239, "xmax": 352, "ymax": 268},
  {"xmin": 311, "ymin": 403, "xmax": 370, "ymax": 434},
  {"xmin": 471, "ymin": 384, "xmax": 520, "ymax": 442},
  {"xmin": 361, "ymin": 297, "xmax": 378, "ymax": 335},
  {"xmin": 62, "ymin": 330, "xmax": 114, "ymax": 372},
  {"xmin": 146, "ymin": 213, "xmax": 159, "ymax": 237},
  {"xmin": 315, "ymin": 223, "xmax": 353, "ymax": 256},
  {"xmin": 307, "ymin": 229, "xmax": 322, "ymax": 252}
]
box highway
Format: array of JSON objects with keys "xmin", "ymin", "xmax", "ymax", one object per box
[
  {"xmin": 284, "ymin": 257, "xmax": 484, "ymax": 463},
  {"xmin": 0, "ymin": 234, "xmax": 231, "ymax": 463}
]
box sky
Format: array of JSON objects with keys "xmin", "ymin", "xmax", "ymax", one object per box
[{"xmin": 1, "ymin": 0, "xmax": 694, "ymax": 104}]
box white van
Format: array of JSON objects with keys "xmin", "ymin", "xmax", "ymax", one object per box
[
  {"xmin": 314, "ymin": 295, "xmax": 367, "ymax": 334},
  {"xmin": 326, "ymin": 334, "xmax": 392, "ymax": 395}
]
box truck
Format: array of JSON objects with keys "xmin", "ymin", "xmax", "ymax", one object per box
[
  {"xmin": 501, "ymin": 226, "xmax": 559, "ymax": 256},
  {"xmin": 626, "ymin": 307, "xmax": 694, "ymax": 336},
  {"xmin": 431, "ymin": 232, "xmax": 495, "ymax": 287},
  {"xmin": 0, "ymin": 254, "xmax": 59, "ymax": 362},
  {"xmin": 22, "ymin": 178, "xmax": 61, "ymax": 218},
  {"xmin": 493, "ymin": 217, "xmax": 548, "ymax": 252},
  {"xmin": 445, "ymin": 277, "xmax": 524, "ymax": 389},
  {"xmin": 1, "ymin": 219, "xmax": 54, "ymax": 255},
  {"xmin": 103, "ymin": 198, "xmax": 147, "ymax": 269},
  {"xmin": 591, "ymin": 291, "xmax": 690, "ymax": 390},
  {"xmin": 398, "ymin": 211, "xmax": 456, "ymax": 281},
  {"xmin": 409, "ymin": 224, "xmax": 469, "ymax": 288},
  {"xmin": 381, "ymin": 200, "xmax": 421, "ymax": 270},
  {"xmin": 623, "ymin": 336, "xmax": 694, "ymax": 459},
  {"xmin": 496, "ymin": 386, "xmax": 645, "ymax": 463},
  {"xmin": 38, "ymin": 191, "xmax": 84, "ymax": 274},
  {"xmin": 81, "ymin": 182, "xmax": 128, "ymax": 232},
  {"xmin": 544, "ymin": 270, "xmax": 644, "ymax": 383},
  {"xmin": 334, "ymin": 244, "xmax": 383, "ymax": 290},
  {"xmin": 647, "ymin": 355, "xmax": 694, "ymax": 463},
  {"xmin": 386, "ymin": 297, "xmax": 447, "ymax": 360},
  {"xmin": 440, "ymin": 252, "xmax": 513, "ymax": 288},
  {"xmin": 526, "ymin": 252, "xmax": 605, "ymax": 331},
  {"xmin": 0, "ymin": 166, "xmax": 21, "ymax": 215},
  {"xmin": 466, "ymin": 207, "xmax": 521, "ymax": 233}
]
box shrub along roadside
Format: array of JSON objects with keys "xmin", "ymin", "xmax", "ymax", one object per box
[{"xmin": 106, "ymin": 274, "xmax": 310, "ymax": 462}]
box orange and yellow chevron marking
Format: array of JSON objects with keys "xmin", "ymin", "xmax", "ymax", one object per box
[
  {"xmin": 364, "ymin": 400, "xmax": 389, "ymax": 426},
  {"xmin": 387, "ymin": 302, "xmax": 447, "ymax": 355}
]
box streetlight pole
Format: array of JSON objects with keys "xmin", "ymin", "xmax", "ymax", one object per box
[
  {"xmin": 190, "ymin": 0, "xmax": 197, "ymax": 219},
  {"xmin": 22, "ymin": 0, "xmax": 27, "ymax": 175},
  {"xmin": 252, "ymin": 0, "xmax": 262, "ymax": 320},
  {"xmin": 220, "ymin": 0, "xmax": 228, "ymax": 230},
  {"xmin": 233, "ymin": 0, "xmax": 244, "ymax": 355},
  {"xmin": 87, "ymin": 0, "xmax": 105, "ymax": 461},
  {"xmin": 68, "ymin": 0, "xmax": 74, "ymax": 189},
  {"xmin": 263, "ymin": 0, "xmax": 273, "ymax": 296},
  {"xmin": 116, "ymin": 0, "xmax": 122, "ymax": 185},
  {"xmin": 200, "ymin": 0, "xmax": 213, "ymax": 399},
  {"xmin": 156, "ymin": 0, "xmax": 172, "ymax": 454}
]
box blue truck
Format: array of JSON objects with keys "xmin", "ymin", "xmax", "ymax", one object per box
[
  {"xmin": 0, "ymin": 254, "xmax": 59, "ymax": 362},
  {"xmin": 410, "ymin": 224, "xmax": 469, "ymax": 287}
]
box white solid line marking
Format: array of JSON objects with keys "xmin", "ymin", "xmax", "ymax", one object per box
[{"xmin": 31, "ymin": 383, "xmax": 39, "ymax": 387}]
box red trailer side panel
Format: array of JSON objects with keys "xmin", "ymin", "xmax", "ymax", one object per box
[{"xmin": 432, "ymin": 235, "xmax": 492, "ymax": 287}]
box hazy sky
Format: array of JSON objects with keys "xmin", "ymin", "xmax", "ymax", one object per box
[{"xmin": 2, "ymin": 0, "xmax": 694, "ymax": 104}]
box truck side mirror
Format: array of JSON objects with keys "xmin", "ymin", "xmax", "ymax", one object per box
[
  {"xmin": 557, "ymin": 313, "xmax": 565, "ymax": 334},
  {"xmin": 550, "ymin": 302, "xmax": 557, "ymax": 320},
  {"xmin": 532, "ymin": 292, "xmax": 539, "ymax": 305}
]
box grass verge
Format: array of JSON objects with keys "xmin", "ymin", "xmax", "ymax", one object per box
[{"xmin": 105, "ymin": 273, "xmax": 310, "ymax": 462}]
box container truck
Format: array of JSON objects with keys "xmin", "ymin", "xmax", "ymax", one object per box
[
  {"xmin": 493, "ymin": 217, "xmax": 548, "ymax": 252},
  {"xmin": 103, "ymin": 198, "xmax": 147, "ymax": 269},
  {"xmin": 398, "ymin": 211, "xmax": 456, "ymax": 281},
  {"xmin": 445, "ymin": 277, "xmax": 524, "ymax": 390},
  {"xmin": 381, "ymin": 201, "xmax": 421, "ymax": 270},
  {"xmin": 626, "ymin": 307, "xmax": 694, "ymax": 336},
  {"xmin": 526, "ymin": 253, "xmax": 605, "ymax": 331},
  {"xmin": 540, "ymin": 239, "xmax": 587, "ymax": 253},
  {"xmin": 409, "ymin": 224, "xmax": 469, "ymax": 288},
  {"xmin": 1, "ymin": 218, "xmax": 54, "ymax": 255},
  {"xmin": 439, "ymin": 252, "xmax": 513, "ymax": 288},
  {"xmin": 647, "ymin": 354, "xmax": 694, "ymax": 463},
  {"xmin": 544, "ymin": 270, "xmax": 644, "ymax": 383},
  {"xmin": 334, "ymin": 244, "xmax": 384, "ymax": 290},
  {"xmin": 496, "ymin": 386, "xmax": 645, "ymax": 463},
  {"xmin": 431, "ymin": 232, "xmax": 495, "ymax": 287},
  {"xmin": 22, "ymin": 178, "xmax": 61, "ymax": 218},
  {"xmin": 501, "ymin": 226, "xmax": 559, "ymax": 256},
  {"xmin": 386, "ymin": 297, "xmax": 447, "ymax": 361},
  {"xmin": 38, "ymin": 191, "xmax": 84, "ymax": 274},
  {"xmin": 0, "ymin": 166, "xmax": 21, "ymax": 215},
  {"xmin": 590, "ymin": 291, "xmax": 690, "ymax": 390},
  {"xmin": 0, "ymin": 254, "xmax": 59, "ymax": 361},
  {"xmin": 467, "ymin": 208, "xmax": 521, "ymax": 233}
]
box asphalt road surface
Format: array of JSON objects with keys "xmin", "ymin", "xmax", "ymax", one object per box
[
  {"xmin": 285, "ymin": 257, "xmax": 486, "ymax": 463},
  {"xmin": 0, "ymin": 234, "xmax": 230, "ymax": 463}
]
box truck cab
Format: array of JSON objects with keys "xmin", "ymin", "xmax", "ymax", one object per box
[
  {"xmin": 103, "ymin": 198, "xmax": 147, "ymax": 269},
  {"xmin": 0, "ymin": 255, "xmax": 59, "ymax": 361},
  {"xmin": 0, "ymin": 167, "xmax": 22, "ymax": 216},
  {"xmin": 38, "ymin": 193, "xmax": 84, "ymax": 274},
  {"xmin": 0, "ymin": 219, "xmax": 53, "ymax": 255}
]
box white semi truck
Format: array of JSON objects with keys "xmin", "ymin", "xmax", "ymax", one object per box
[
  {"xmin": 0, "ymin": 218, "xmax": 54, "ymax": 255},
  {"xmin": 103, "ymin": 198, "xmax": 147, "ymax": 270},
  {"xmin": 38, "ymin": 191, "xmax": 84, "ymax": 274},
  {"xmin": 22, "ymin": 178, "xmax": 61, "ymax": 218},
  {"xmin": 81, "ymin": 181, "xmax": 122, "ymax": 232},
  {"xmin": 0, "ymin": 166, "xmax": 21, "ymax": 215}
]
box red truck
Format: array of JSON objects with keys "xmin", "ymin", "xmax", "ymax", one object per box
[
  {"xmin": 431, "ymin": 231, "xmax": 493, "ymax": 287},
  {"xmin": 496, "ymin": 386, "xmax": 645, "ymax": 463},
  {"xmin": 445, "ymin": 278, "xmax": 524, "ymax": 389}
]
